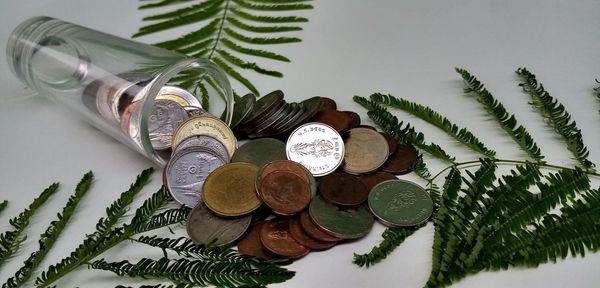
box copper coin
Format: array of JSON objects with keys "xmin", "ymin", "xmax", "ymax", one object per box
[
  {"xmin": 343, "ymin": 111, "xmax": 361, "ymax": 129},
  {"xmin": 318, "ymin": 172, "xmax": 369, "ymax": 207},
  {"xmin": 380, "ymin": 132, "xmax": 398, "ymax": 156},
  {"xmin": 359, "ymin": 171, "xmax": 397, "ymax": 192},
  {"xmin": 257, "ymin": 160, "xmax": 313, "ymax": 190},
  {"xmin": 288, "ymin": 217, "xmax": 337, "ymax": 250},
  {"xmin": 257, "ymin": 171, "xmax": 311, "ymax": 216},
  {"xmin": 237, "ymin": 221, "xmax": 278, "ymax": 260},
  {"xmin": 260, "ymin": 219, "xmax": 310, "ymax": 259},
  {"xmin": 202, "ymin": 162, "xmax": 262, "ymax": 217},
  {"xmin": 309, "ymin": 109, "xmax": 352, "ymax": 133},
  {"xmin": 298, "ymin": 210, "xmax": 340, "ymax": 242},
  {"xmin": 381, "ymin": 143, "xmax": 419, "ymax": 175},
  {"xmin": 319, "ymin": 97, "xmax": 337, "ymax": 110},
  {"xmin": 342, "ymin": 128, "xmax": 389, "ymax": 174}
]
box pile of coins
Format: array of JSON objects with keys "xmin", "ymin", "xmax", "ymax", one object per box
[{"xmin": 153, "ymin": 89, "xmax": 434, "ymax": 261}]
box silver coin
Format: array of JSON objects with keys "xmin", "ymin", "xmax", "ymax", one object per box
[
  {"xmin": 158, "ymin": 86, "xmax": 202, "ymax": 108},
  {"xmin": 184, "ymin": 106, "xmax": 213, "ymax": 118},
  {"xmin": 148, "ymin": 99, "xmax": 189, "ymax": 150},
  {"xmin": 166, "ymin": 146, "xmax": 227, "ymax": 208},
  {"xmin": 186, "ymin": 202, "xmax": 251, "ymax": 246},
  {"xmin": 173, "ymin": 134, "xmax": 230, "ymax": 161},
  {"xmin": 286, "ymin": 122, "xmax": 345, "ymax": 177}
]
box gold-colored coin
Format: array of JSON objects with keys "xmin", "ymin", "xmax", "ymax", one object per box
[
  {"xmin": 202, "ymin": 162, "xmax": 262, "ymax": 217},
  {"xmin": 172, "ymin": 116, "xmax": 237, "ymax": 158},
  {"xmin": 156, "ymin": 94, "xmax": 190, "ymax": 107}
]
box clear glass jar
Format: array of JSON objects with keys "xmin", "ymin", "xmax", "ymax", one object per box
[{"xmin": 6, "ymin": 16, "xmax": 234, "ymax": 166}]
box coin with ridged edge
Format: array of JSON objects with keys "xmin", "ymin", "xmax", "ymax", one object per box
[
  {"xmin": 186, "ymin": 202, "xmax": 251, "ymax": 247},
  {"xmin": 172, "ymin": 134, "xmax": 229, "ymax": 159},
  {"xmin": 286, "ymin": 122, "xmax": 344, "ymax": 177},
  {"xmin": 368, "ymin": 179, "xmax": 433, "ymax": 227},
  {"xmin": 308, "ymin": 196, "xmax": 374, "ymax": 240},
  {"xmin": 202, "ymin": 162, "xmax": 262, "ymax": 217},
  {"xmin": 171, "ymin": 116, "xmax": 237, "ymax": 158}
]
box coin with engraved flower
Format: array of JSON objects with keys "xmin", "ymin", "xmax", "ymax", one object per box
[{"xmin": 286, "ymin": 122, "xmax": 344, "ymax": 177}]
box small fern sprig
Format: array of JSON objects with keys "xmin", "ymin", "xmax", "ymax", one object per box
[
  {"xmin": 91, "ymin": 257, "xmax": 295, "ymax": 288},
  {"xmin": 0, "ymin": 183, "xmax": 59, "ymax": 269},
  {"xmin": 134, "ymin": 236, "xmax": 251, "ymax": 264},
  {"xmin": 36, "ymin": 168, "xmax": 153, "ymax": 287},
  {"xmin": 3, "ymin": 172, "xmax": 93, "ymax": 288},
  {"xmin": 370, "ymin": 93, "xmax": 497, "ymax": 158},
  {"xmin": 516, "ymin": 67, "xmax": 594, "ymax": 170},
  {"xmin": 353, "ymin": 226, "xmax": 422, "ymax": 268},
  {"xmin": 136, "ymin": 0, "xmax": 313, "ymax": 96},
  {"xmin": 456, "ymin": 68, "xmax": 544, "ymax": 162}
]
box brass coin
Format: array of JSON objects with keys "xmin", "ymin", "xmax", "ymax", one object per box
[
  {"xmin": 186, "ymin": 202, "xmax": 251, "ymax": 247},
  {"xmin": 172, "ymin": 116, "xmax": 237, "ymax": 158},
  {"xmin": 260, "ymin": 219, "xmax": 310, "ymax": 259},
  {"xmin": 342, "ymin": 127, "xmax": 389, "ymax": 174},
  {"xmin": 231, "ymin": 138, "xmax": 287, "ymax": 167},
  {"xmin": 381, "ymin": 143, "xmax": 419, "ymax": 175},
  {"xmin": 318, "ymin": 172, "xmax": 369, "ymax": 207},
  {"xmin": 202, "ymin": 162, "xmax": 262, "ymax": 217}
]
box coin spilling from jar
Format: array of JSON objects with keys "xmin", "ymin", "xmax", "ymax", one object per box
[{"xmin": 83, "ymin": 76, "xmax": 431, "ymax": 260}]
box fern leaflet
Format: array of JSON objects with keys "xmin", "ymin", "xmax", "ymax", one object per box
[
  {"xmin": 516, "ymin": 67, "xmax": 594, "ymax": 170},
  {"xmin": 370, "ymin": 93, "xmax": 496, "ymax": 158},
  {"xmin": 0, "ymin": 183, "xmax": 59, "ymax": 269},
  {"xmin": 3, "ymin": 172, "xmax": 93, "ymax": 288},
  {"xmin": 456, "ymin": 68, "xmax": 544, "ymax": 161}
]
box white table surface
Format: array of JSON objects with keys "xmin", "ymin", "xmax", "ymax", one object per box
[{"xmin": 1, "ymin": 1, "xmax": 600, "ymax": 287}]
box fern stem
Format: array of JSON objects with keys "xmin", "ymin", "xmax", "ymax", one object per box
[{"xmin": 208, "ymin": 0, "xmax": 231, "ymax": 59}]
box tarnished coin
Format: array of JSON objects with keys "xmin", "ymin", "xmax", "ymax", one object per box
[
  {"xmin": 246, "ymin": 101, "xmax": 288, "ymax": 139},
  {"xmin": 274, "ymin": 97, "xmax": 323, "ymax": 138},
  {"xmin": 257, "ymin": 160, "xmax": 315, "ymax": 199},
  {"xmin": 166, "ymin": 146, "xmax": 228, "ymax": 207},
  {"xmin": 359, "ymin": 171, "xmax": 397, "ymax": 192},
  {"xmin": 172, "ymin": 116, "xmax": 237, "ymax": 158},
  {"xmin": 310, "ymin": 109, "xmax": 352, "ymax": 133},
  {"xmin": 308, "ymin": 196, "xmax": 374, "ymax": 240},
  {"xmin": 298, "ymin": 210, "xmax": 340, "ymax": 242},
  {"xmin": 231, "ymin": 138, "xmax": 287, "ymax": 167},
  {"xmin": 202, "ymin": 162, "xmax": 262, "ymax": 217},
  {"xmin": 260, "ymin": 219, "xmax": 310, "ymax": 259},
  {"xmin": 344, "ymin": 111, "xmax": 361, "ymax": 129},
  {"xmin": 228, "ymin": 93, "xmax": 256, "ymax": 129},
  {"xmin": 239, "ymin": 90, "xmax": 284, "ymax": 127},
  {"xmin": 237, "ymin": 221, "xmax": 278, "ymax": 260},
  {"xmin": 318, "ymin": 172, "xmax": 369, "ymax": 207},
  {"xmin": 319, "ymin": 97, "xmax": 337, "ymax": 110},
  {"xmin": 289, "ymin": 217, "xmax": 337, "ymax": 250},
  {"xmin": 286, "ymin": 122, "xmax": 345, "ymax": 177},
  {"xmin": 186, "ymin": 202, "xmax": 251, "ymax": 246},
  {"xmin": 380, "ymin": 132, "xmax": 398, "ymax": 156},
  {"xmin": 368, "ymin": 179, "xmax": 433, "ymax": 227},
  {"xmin": 173, "ymin": 134, "xmax": 229, "ymax": 159},
  {"xmin": 343, "ymin": 128, "xmax": 389, "ymax": 174},
  {"xmin": 381, "ymin": 143, "xmax": 419, "ymax": 175},
  {"xmin": 148, "ymin": 99, "xmax": 189, "ymax": 150},
  {"xmin": 257, "ymin": 170, "xmax": 311, "ymax": 216},
  {"xmin": 157, "ymin": 86, "xmax": 202, "ymax": 108}
]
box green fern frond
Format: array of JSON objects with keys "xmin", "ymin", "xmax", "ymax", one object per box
[
  {"xmin": 136, "ymin": 0, "xmax": 312, "ymax": 96},
  {"xmin": 353, "ymin": 95, "xmax": 456, "ymax": 163},
  {"xmin": 516, "ymin": 67, "xmax": 594, "ymax": 170},
  {"xmin": 116, "ymin": 284, "xmax": 194, "ymax": 288},
  {"xmin": 0, "ymin": 183, "xmax": 59, "ymax": 268},
  {"xmin": 370, "ymin": 93, "xmax": 496, "ymax": 158},
  {"xmin": 4, "ymin": 172, "xmax": 93, "ymax": 288},
  {"xmin": 91, "ymin": 257, "xmax": 295, "ymax": 288},
  {"xmin": 130, "ymin": 207, "xmax": 190, "ymax": 234},
  {"xmin": 456, "ymin": 68, "xmax": 544, "ymax": 162},
  {"xmin": 594, "ymin": 80, "xmax": 600, "ymax": 113},
  {"xmin": 413, "ymin": 155, "xmax": 433, "ymax": 181},
  {"xmin": 135, "ymin": 236, "xmax": 249, "ymax": 263},
  {"xmin": 352, "ymin": 226, "xmax": 421, "ymax": 268},
  {"xmin": 130, "ymin": 187, "xmax": 172, "ymax": 226},
  {"xmin": 36, "ymin": 169, "xmax": 153, "ymax": 288}
]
